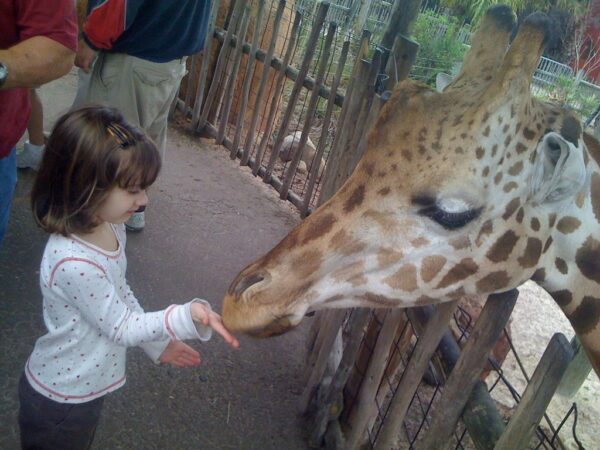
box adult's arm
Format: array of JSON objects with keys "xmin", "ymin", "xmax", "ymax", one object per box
[{"xmin": 0, "ymin": 36, "xmax": 75, "ymax": 90}]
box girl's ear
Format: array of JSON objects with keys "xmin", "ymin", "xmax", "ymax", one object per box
[{"xmin": 529, "ymin": 132, "xmax": 587, "ymax": 204}]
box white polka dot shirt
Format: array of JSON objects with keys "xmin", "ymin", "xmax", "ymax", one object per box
[{"xmin": 25, "ymin": 224, "xmax": 212, "ymax": 403}]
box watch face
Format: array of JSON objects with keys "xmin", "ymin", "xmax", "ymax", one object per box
[{"xmin": 0, "ymin": 62, "xmax": 7, "ymax": 85}]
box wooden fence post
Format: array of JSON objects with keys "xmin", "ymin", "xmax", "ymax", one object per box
[
  {"xmin": 262, "ymin": 1, "xmax": 330, "ymax": 183},
  {"xmin": 373, "ymin": 301, "xmax": 458, "ymax": 450},
  {"xmin": 230, "ymin": 0, "xmax": 267, "ymax": 159},
  {"xmin": 279, "ymin": 21, "xmax": 337, "ymax": 200},
  {"xmin": 494, "ymin": 333, "xmax": 574, "ymax": 450},
  {"xmin": 418, "ymin": 290, "xmax": 518, "ymax": 450},
  {"xmin": 217, "ymin": 5, "xmax": 252, "ymax": 145}
]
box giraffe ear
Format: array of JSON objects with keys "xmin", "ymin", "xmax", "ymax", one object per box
[{"xmin": 530, "ymin": 132, "xmax": 587, "ymax": 204}]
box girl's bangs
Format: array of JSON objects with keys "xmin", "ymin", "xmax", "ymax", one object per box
[{"xmin": 115, "ymin": 140, "xmax": 161, "ymax": 189}]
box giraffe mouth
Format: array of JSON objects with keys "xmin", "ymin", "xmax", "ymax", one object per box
[{"xmin": 245, "ymin": 315, "xmax": 296, "ymax": 338}]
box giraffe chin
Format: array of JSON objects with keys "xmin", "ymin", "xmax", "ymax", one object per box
[{"xmin": 244, "ymin": 316, "xmax": 297, "ymax": 338}]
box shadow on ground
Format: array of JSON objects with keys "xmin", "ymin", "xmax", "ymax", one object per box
[{"xmin": 0, "ymin": 73, "xmax": 311, "ymax": 449}]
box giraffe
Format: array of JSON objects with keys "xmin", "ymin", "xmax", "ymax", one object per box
[{"xmin": 221, "ymin": 6, "xmax": 600, "ymax": 378}]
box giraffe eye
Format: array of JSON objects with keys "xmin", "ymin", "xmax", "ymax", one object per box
[{"xmin": 418, "ymin": 205, "xmax": 482, "ymax": 230}]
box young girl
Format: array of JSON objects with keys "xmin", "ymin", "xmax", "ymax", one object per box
[{"xmin": 19, "ymin": 105, "xmax": 239, "ymax": 450}]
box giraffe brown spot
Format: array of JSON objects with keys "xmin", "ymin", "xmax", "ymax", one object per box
[
  {"xmin": 482, "ymin": 166, "xmax": 490, "ymax": 177},
  {"xmin": 401, "ymin": 149, "xmax": 413, "ymax": 162},
  {"xmin": 551, "ymin": 290, "xmax": 573, "ymax": 307},
  {"xmin": 446, "ymin": 286, "xmax": 466, "ymax": 299},
  {"xmin": 504, "ymin": 135, "xmax": 512, "ymax": 146},
  {"xmin": 518, "ymin": 237, "xmax": 542, "ymax": 268},
  {"xmin": 411, "ymin": 237, "xmax": 430, "ymax": 248},
  {"xmin": 516, "ymin": 208, "xmax": 524, "ymax": 223},
  {"xmin": 384, "ymin": 264, "xmax": 418, "ymax": 292},
  {"xmin": 515, "ymin": 142, "xmax": 527, "ymax": 154},
  {"xmin": 332, "ymin": 261, "xmax": 364, "ymax": 283},
  {"xmin": 556, "ymin": 217, "xmax": 581, "ymax": 234},
  {"xmin": 476, "ymin": 270, "xmax": 511, "ymax": 292},
  {"xmin": 530, "ymin": 217, "xmax": 540, "ymax": 231},
  {"xmin": 421, "ymin": 255, "xmax": 447, "ymax": 283},
  {"xmin": 293, "ymin": 249, "xmax": 324, "ymax": 279},
  {"xmin": 575, "ymin": 192, "xmax": 585, "ymax": 209},
  {"xmin": 548, "ymin": 213, "xmax": 557, "ymax": 227},
  {"xmin": 415, "ymin": 295, "xmax": 437, "ymax": 306},
  {"xmin": 515, "ymin": 123, "xmax": 522, "ymax": 134},
  {"xmin": 491, "ymin": 144, "xmax": 498, "ymax": 157},
  {"xmin": 560, "ymin": 115, "xmax": 581, "ymax": 146},
  {"xmin": 591, "ymin": 173, "xmax": 600, "ymax": 222},
  {"xmin": 363, "ymin": 162, "xmax": 375, "ymax": 176},
  {"xmin": 531, "ymin": 268, "xmax": 546, "ymax": 282},
  {"xmin": 377, "ymin": 171, "xmax": 387, "ymax": 178},
  {"xmin": 329, "ymin": 229, "xmax": 367, "ymax": 255},
  {"xmin": 502, "ymin": 124, "xmax": 510, "ymax": 134},
  {"xmin": 575, "ymin": 236, "xmax": 600, "ymax": 283},
  {"xmin": 486, "ymin": 230, "xmax": 519, "ymax": 262},
  {"xmin": 436, "ymin": 258, "xmax": 479, "ymax": 289},
  {"xmin": 503, "ymin": 198, "xmax": 520, "ymax": 220},
  {"xmin": 476, "ymin": 220, "xmax": 494, "ymax": 246},
  {"xmin": 377, "ymin": 187, "xmax": 391, "ymax": 196},
  {"xmin": 449, "ymin": 236, "xmax": 470, "ymax": 250},
  {"xmin": 508, "ymin": 161, "xmax": 523, "ymax": 176},
  {"xmin": 348, "ymin": 274, "xmax": 368, "ymax": 287},
  {"xmin": 503, "ymin": 181, "xmax": 518, "ymax": 193},
  {"xmin": 344, "ymin": 185, "xmax": 366, "ymax": 213},
  {"xmin": 569, "ymin": 296, "xmax": 600, "ymax": 334},
  {"xmin": 377, "ymin": 247, "xmax": 404, "ymax": 267},
  {"xmin": 482, "ymin": 111, "xmax": 490, "ymax": 122},
  {"xmin": 359, "ymin": 293, "xmax": 398, "ymax": 307},
  {"xmin": 298, "ymin": 213, "xmax": 337, "ymax": 246},
  {"xmin": 555, "ymin": 258, "xmax": 568, "ymax": 274},
  {"xmin": 523, "ymin": 127, "xmax": 536, "ymax": 140},
  {"xmin": 483, "ymin": 125, "xmax": 491, "ymax": 137},
  {"xmin": 476, "ymin": 147, "xmax": 485, "ymax": 159},
  {"xmin": 363, "ymin": 210, "xmax": 399, "ymax": 234},
  {"xmin": 543, "ymin": 236, "xmax": 553, "ymax": 253},
  {"xmin": 494, "ymin": 173, "xmax": 503, "ymax": 185}
]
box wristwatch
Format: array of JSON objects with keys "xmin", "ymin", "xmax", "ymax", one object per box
[{"xmin": 0, "ymin": 62, "xmax": 7, "ymax": 88}]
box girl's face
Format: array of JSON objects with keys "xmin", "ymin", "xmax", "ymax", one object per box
[{"xmin": 96, "ymin": 186, "xmax": 148, "ymax": 224}]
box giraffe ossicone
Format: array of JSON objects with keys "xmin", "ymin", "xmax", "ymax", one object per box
[{"xmin": 222, "ymin": 5, "xmax": 600, "ymax": 378}]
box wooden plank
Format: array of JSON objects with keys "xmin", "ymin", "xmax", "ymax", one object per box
[
  {"xmin": 300, "ymin": 37, "xmax": 351, "ymax": 217},
  {"xmin": 309, "ymin": 309, "xmax": 372, "ymax": 447},
  {"xmin": 249, "ymin": 10, "xmax": 302, "ymax": 171},
  {"xmin": 279, "ymin": 21, "xmax": 337, "ymax": 200},
  {"xmin": 384, "ymin": 34, "xmax": 419, "ymax": 90},
  {"xmin": 556, "ymin": 336, "xmax": 593, "ymax": 398},
  {"xmin": 238, "ymin": 0, "xmax": 287, "ymax": 166},
  {"xmin": 419, "ymin": 290, "xmax": 518, "ymax": 450},
  {"xmin": 300, "ymin": 309, "xmax": 347, "ymax": 412},
  {"xmin": 230, "ymin": 0, "xmax": 266, "ymax": 159},
  {"xmin": 494, "ymin": 333, "xmax": 574, "ymax": 450},
  {"xmin": 346, "ymin": 309, "xmax": 406, "ymax": 449},
  {"xmin": 217, "ymin": 4, "xmax": 252, "ymax": 145},
  {"xmin": 318, "ymin": 30, "xmax": 371, "ymax": 207},
  {"xmin": 262, "ymin": 1, "xmax": 330, "ymax": 183},
  {"xmin": 373, "ymin": 301, "xmax": 458, "ymax": 450},
  {"xmin": 211, "ymin": 27, "xmax": 346, "ymax": 107},
  {"xmin": 191, "ymin": 0, "xmax": 222, "ymax": 129},
  {"xmin": 196, "ymin": 0, "xmax": 245, "ymax": 131}
]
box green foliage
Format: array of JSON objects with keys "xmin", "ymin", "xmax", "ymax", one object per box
[
  {"xmin": 535, "ymin": 74, "xmax": 598, "ymax": 118},
  {"xmin": 410, "ymin": 11, "xmax": 468, "ymax": 86},
  {"xmin": 442, "ymin": 0, "xmax": 590, "ymax": 23}
]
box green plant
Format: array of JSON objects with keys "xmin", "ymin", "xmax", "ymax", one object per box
[
  {"xmin": 410, "ymin": 11, "xmax": 468, "ymax": 86},
  {"xmin": 535, "ymin": 74, "xmax": 598, "ymax": 118}
]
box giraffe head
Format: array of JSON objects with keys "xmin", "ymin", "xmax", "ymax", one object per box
[{"xmin": 222, "ymin": 7, "xmax": 593, "ymax": 341}]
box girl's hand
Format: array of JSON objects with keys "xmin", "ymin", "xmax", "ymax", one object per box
[
  {"xmin": 159, "ymin": 340, "xmax": 201, "ymax": 368},
  {"xmin": 191, "ymin": 303, "xmax": 240, "ymax": 349}
]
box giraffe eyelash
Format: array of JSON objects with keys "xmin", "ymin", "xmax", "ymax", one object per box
[{"xmin": 418, "ymin": 205, "xmax": 483, "ymax": 230}]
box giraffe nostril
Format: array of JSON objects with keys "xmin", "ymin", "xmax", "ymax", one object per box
[{"xmin": 232, "ymin": 271, "xmax": 267, "ymax": 301}]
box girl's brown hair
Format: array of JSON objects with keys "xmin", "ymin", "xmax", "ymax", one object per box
[{"xmin": 32, "ymin": 105, "xmax": 161, "ymax": 236}]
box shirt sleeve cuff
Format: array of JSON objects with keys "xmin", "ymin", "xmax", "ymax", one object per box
[
  {"xmin": 81, "ymin": 32, "xmax": 101, "ymax": 51},
  {"xmin": 163, "ymin": 300, "xmax": 213, "ymax": 342},
  {"xmin": 139, "ymin": 339, "xmax": 170, "ymax": 364}
]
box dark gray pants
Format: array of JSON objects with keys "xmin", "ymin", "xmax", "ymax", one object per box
[{"xmin": 18, "ymin": 374, "xmax": 104, "ymax": 450}]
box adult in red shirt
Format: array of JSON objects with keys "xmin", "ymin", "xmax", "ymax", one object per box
[{"xmin": 0, "ymin": 0, "xmax": 78, "ymax": 246}]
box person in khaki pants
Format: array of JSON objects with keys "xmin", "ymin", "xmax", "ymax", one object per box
[{"xmin": 74, "ymin": 0, "xmax": 212, "ymax": 231}]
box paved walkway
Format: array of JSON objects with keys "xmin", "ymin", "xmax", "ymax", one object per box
[{"xmin": 0, "ymin": 71, "xmax": 310, "ymax": 449}]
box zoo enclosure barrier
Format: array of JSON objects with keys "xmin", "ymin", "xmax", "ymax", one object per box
[{"xmin": 173, "ymin": 0, "xmax": 588, "ymax": 448}]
